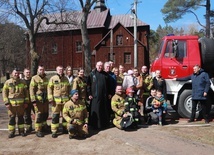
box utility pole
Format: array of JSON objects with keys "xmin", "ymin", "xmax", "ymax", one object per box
[
  {"xmin": 133, "ymin": 0, "xmax": 138, "ymax": 67},
  {"xmin": 110, "ymin": 29, "xmax": 113, "ymax": 61}
]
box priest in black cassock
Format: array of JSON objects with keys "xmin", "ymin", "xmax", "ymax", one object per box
[{"xmin": 87, "ymin": 61, "xmax": 111, "ymax": 130}]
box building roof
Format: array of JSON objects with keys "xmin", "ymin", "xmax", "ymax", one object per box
[
  {"xmin": 37, "ymin": 9, "xmax": 148, "ymax": 33},
  {"xmin": 109, "ymin": 14, "xmax": 148, "ymax": 29}
]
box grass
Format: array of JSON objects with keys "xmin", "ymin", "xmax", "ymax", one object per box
[{"xmin": 163, "ymin": 125, "xmax": 214, "ymax": 146}]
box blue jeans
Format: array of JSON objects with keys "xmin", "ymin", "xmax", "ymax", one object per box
[{"xmin": 152, "ymin": 107, "xmax": 163, "ymax": 123}]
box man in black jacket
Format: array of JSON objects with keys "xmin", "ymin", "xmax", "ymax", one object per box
[
  {"xmin": 87, "ymin": 61, "xmax": 111, "ymax": 129},
  {"xmin": 175, "ymin": 65, "xmax": 210, "ymax": 123}
]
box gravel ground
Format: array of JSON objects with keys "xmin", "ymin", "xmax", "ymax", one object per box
[{"xmin": 0, "ymin": 95, "xmax": 214, "ymax": 155}]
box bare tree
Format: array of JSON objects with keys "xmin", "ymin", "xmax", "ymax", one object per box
[
  {"xmin": 79, "ymin": 0, "xmax": 97, "ymax": 75},
  {"xmin": 0, "ymin": 22, "xmax": 26, "ymax": 75},
  {"xmin": 0, "ymin": 0, "xmax": 49, "ymax": 75},
  {"xmin": 0, "ymin": 0, "xmax": 76, "ymax": 75}
]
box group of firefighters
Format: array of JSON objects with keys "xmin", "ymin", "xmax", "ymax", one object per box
[{"xmin": 2, "ymin": 61, "xmax": 166, "ymax": 139}]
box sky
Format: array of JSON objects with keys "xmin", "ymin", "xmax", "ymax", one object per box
[{"xmin": 105, "ymin": 0, "xmax": 213, "ymax": 31}]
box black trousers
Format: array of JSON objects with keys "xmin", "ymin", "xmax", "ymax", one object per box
[{"xmin": 191, "ymin": 100, "xmax": 208, "ymax": 120}]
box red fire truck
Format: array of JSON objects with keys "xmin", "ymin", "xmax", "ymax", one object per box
[{"xmin": 150, "ymin": 35, "xmax": 214, "ymax": 118}]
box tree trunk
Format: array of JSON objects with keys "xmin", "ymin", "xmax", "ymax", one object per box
[
  {"xmin": 2, "ymin": 57, "xmax": 6, "ymax": 76},
  {"xmin": 206, "ymin": 0, "xmax": 211, "ymax": 38},
  {"xmin": 28, "ymin": 32, "xmax": 40, "ymax": 75},
  {"xmin": 80, "ymin": 12, "xmax": 92, "ymax": 76}
]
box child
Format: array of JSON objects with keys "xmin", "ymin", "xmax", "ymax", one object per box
[
  {"xmin": 124, "ymin": 87, "xmax": 141, "ymax": 128},
  {"xmin": 151, "ymin": 90, "xmax": 167, "ymax": 125}
]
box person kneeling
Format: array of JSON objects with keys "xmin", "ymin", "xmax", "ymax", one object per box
[
  {"xmin": 111, "ymin": 86, "xmax": 139, "ymax": 130},
  {"xmin": 63, "ymin": 90, "xmax": 89, "ymax": 139}
]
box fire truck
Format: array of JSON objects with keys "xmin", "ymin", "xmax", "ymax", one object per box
[{"xmin": 150, "ymin": 35, "xmax": 214, "ymax": 118}]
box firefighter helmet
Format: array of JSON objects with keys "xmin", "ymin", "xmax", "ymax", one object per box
[{"xmin": 126, "ymin": 87, "xmax": 134, "ymax": 95}]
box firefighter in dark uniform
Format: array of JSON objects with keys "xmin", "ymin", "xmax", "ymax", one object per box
[
  {"xmin": 124, "ymin": 87, "xmax": 141, "ymax": 128},
  {"xmin": 63, "ymin": 90, "xmax": 88, "ymax": 139},
  {"xmin": 30, "ymin": 65, "xmax": 49, "ymax": 137},
  {"xmin": 48, "ymin": 66, "xmax": 71, "ymax": 138},
  {"xmin": 2, "ymin": 69, "xmax": 29, "ymax": 138}
]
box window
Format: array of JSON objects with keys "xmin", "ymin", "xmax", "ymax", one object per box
[
  {"xmin": 164, "ymin": 41, "xmax": 172, "ymax": 57},
  {"xmin": 124, "ymin": 53, "xmax": 131, "ymax": 64},
  {"xmin": 164, "ymin": 40, "xmax": 187, "ymax": 58},
  {"xmin": 108, "ymin": 53, "xmax": 115, "ymax": 63},
  {"xmin": 101, "ymin": 41, "xmax": 106, "ymax": 46},
  {"xmin": 52, "ymin": 43, "xmax": 58, "ymax": 54},
  {"xmin": 116, "ymin": 35, "xmax": 123, "ymax": 45},
  {"xmin": 76, "ymin": 41, "xmax": 82, "ymax": 52},
  {"xmin": 176, "ymin": 41, "xmax": 187, "ymax": 58}
]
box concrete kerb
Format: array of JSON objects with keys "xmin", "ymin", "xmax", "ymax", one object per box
[
  {"xmin": 138, "ymin": 117, "xmax": 214, "ymax": 128},
  {"xmin": 164, "ymin": 123, "xmax": 212, "ymax": 128},
  {"xmin": 138, "ymin": 123, "xmax": 213, "ymax": 128}
]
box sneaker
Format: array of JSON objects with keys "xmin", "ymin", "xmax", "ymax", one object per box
[
  {"xmin": 52, "ymin": 133, "xmax": 58, "ymax": 138},
  {"xmin": 188, "ymin": 119, "xmax": 194, "ymax": 123},
  {"xmin": 36, "ymin": 132, "xmax": 44, "ymax": 137},
  {"xmin": 159, "ymin": 121, "xmax": 162, "ymax": 126},
  {"xmin": 205, "ymin": 119, "xmax": 209, "ymax": 124},
  {"xmin": 8, "ymin": 133, "xmax": 15, "ymax": 138}
]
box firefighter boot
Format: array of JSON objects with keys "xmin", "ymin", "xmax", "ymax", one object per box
[
  {"xmin": 25, "ymin": 125, "xmax": 33, "ymax": 134},
  {"xmin": 52, "ymin": 133, "xmax": 58, "ymax": 138},
  {"xmin": 36, "ymin": 132, "xmax": 44, "ymax": 138},
  {"xmin": 21, "ymin": 132, "xmax": 27, "ymax": 137},
  {"xmin": 18, "ymin": 128, "xmax": 26, "ymax": 137},
  {"xmin": 69, "ymin": 135, "xmax": 74, "ymax": 139},
  {"xmin": 8, "ymin": 132, "xmax": 15, "ymax": 138},
  {"xmin": 62, "ymin": 127, "xmax": 68, "ymax": 134}
]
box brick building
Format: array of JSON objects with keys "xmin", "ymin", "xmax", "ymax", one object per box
[{"xmin": 35, "ymin": 1, "xmax": 150, "ymax": 72}]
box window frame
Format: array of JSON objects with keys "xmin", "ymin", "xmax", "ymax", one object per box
[
  {"xmin": 76, "ymin": 41, "xmax": 82, "ymax": 53},
  {"xmin": 51, "ymin": 43, "xmax": 58, "ymax": 54},
  {"xmin": 124, "ymin": 52, "xmax": 131, "ymax": 64},
  {"xmin": 116, "ymin": 35, "xmax": 123, "ymax": 46}
]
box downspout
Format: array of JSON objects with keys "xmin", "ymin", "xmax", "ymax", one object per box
[{"xmin": 62, "ymin": 34, "xmax": 64, "ymax": 67}]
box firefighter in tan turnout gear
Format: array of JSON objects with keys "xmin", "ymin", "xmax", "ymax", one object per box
[
  {"xmin": 72, "ymin": 68, "xmax": 88, "ymax": 110},
  {"xmin": 63, "ymin": 90, "xmax": 88, "ymax": 139},
  {"xmin": 141, "ymin": 66, "xmax": 153, "ymax": 114},
  {"xmin": 2, "ymin": 69, "xmax": 29, "ymax": 138},
  {"xmin": 111, "ymin": 85, "xmax": 126, "ymax": 129},
  {"xmin": 48, "ymin": 66, "xmax": 71, "ymax": 138},
  {"xmin": 30, "ymin": 65, "xmax": 49, "ymax": 137}
]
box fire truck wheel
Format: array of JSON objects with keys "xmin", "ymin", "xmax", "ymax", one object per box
[{"xmin": 177, "ymin": 90, "xmax": 199, "ymax": 118}]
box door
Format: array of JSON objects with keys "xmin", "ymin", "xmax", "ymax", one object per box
[{"xmin": 161, "ymin": 40, "xmax": 190, "ymax": 78}]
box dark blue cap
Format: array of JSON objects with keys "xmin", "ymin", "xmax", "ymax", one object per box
[{"xmin": 70, "ymin": 90, "xmax": 78, "ymax": 96}]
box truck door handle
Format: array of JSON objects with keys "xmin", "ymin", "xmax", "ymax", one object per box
[{"xmin": 182, "ymin": 66, "xmax": 188, "ymax": 69}]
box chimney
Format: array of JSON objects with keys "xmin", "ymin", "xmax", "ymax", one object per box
[{"xmin": 94, "ymin": 0, "xmax": 107, "ymax": 13}]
